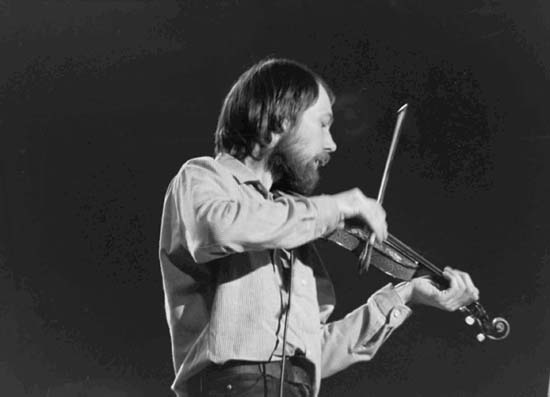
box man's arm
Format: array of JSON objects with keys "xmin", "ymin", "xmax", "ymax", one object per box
[
  {"xmin": 319, "ymin": 284, "xmax": 412, "ymax": 378},
  {"xmin": 319, "ymin": 269, "xmax": 480, "ymax": 378},
  {"xmin": 173, "ymin": 158, "xmax": 342, "ymax": 263}
]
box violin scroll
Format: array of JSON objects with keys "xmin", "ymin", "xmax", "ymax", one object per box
[{"xmin": 461, "ymin": 302, "xmax": 511, "ymax": 342}]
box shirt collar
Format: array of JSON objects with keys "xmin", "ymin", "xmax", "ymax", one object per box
[{"xmin": 215, "ymin": 153, "xmax": 271, "ymax": 198}]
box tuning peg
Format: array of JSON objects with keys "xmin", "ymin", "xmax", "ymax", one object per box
[
  {"xmin": 476, "ymin": 333, "xmax": 486, "ymax": 342},
  {"xmin": 465, "ymin": 315, "xmax": 475, "ymax": 326}
]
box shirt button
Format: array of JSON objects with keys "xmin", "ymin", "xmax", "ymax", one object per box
[{"xmin": 301, "ymin": 279, "xmax": 307, "ymax": 286}]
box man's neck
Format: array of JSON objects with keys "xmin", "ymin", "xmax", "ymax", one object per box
[{"xmin": 243, "ymin": 156, "xmax": 274, "ymax": 191}]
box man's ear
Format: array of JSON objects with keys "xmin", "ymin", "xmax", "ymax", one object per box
[
  {"xmin": 281, "ymin": 118, "xmax": 291, "ymax": 132},
  {"xmin": 267, "ymin": 119, "xmax": 289, "ymax": 149},
  {"xmin": 269, "ymin": 132, "xmax": 282, "ymax": 148}
]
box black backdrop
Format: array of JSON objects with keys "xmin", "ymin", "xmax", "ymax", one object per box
[{"xmin": 1, "ymin": 1, "xmax": 549, "ymax": 396}]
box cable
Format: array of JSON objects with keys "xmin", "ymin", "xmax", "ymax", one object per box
[{"xmin": 278, "ymin": 250, "xmax": 294, "ymax": 397}]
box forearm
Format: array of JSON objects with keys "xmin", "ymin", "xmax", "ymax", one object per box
[{"xmin": 320, "ymin": 283, "xmax": 412, "ymax": 378}]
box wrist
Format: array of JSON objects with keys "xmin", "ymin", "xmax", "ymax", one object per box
[{"xmin": 395, "ymin": 281, "xmax": 413, "ymax": 305}]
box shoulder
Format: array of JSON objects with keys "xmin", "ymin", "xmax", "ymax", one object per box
[
  {"xmin": 169, "ymin": 156, "xmax": 236, "ymax": 194},
  {"xmin": 175, "ymin": 156, "xmax": 232, "ymax": 180},
  {"xmin": 180, "ymin": 156, "xmax": 217, "ymax": 173}
]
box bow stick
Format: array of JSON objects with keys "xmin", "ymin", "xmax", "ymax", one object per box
[{"xmin": 359, "ymin": 103, "xmax": 409, "ymax": 274}]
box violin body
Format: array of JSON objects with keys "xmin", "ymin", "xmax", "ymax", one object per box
[{"xmin": 327, "ymin": 227, "xmax": 421, "ymax": 281}]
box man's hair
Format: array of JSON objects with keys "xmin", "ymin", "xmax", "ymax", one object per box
[{"xmin": 214, "ymin": 58, "xmax": 334, "ymax": 160}]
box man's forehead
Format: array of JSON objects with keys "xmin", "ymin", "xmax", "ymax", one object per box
[{"xmin": 312, "ymin": 84, "xmax": 333, "ymax": 115}]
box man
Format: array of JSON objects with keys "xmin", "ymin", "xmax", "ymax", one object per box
[{"xmin": 159, "ymin": 58, "xmax": 479, "ymax": 397}]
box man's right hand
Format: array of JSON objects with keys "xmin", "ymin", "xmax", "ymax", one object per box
[{"xmin": 332, "ymin": 188, "xmax": 388, "ymax": 243}]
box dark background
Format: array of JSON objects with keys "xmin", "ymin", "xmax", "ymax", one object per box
[{"xmin": 1, "ymin": 1, "xmax": 549, "ymax": 396}]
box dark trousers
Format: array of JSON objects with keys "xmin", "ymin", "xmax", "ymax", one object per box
[{"xmin": 187, "ymin": 358, "xmax": 314, "ymax": 397}]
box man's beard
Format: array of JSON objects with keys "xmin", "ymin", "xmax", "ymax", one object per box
[{"xmin": 267, "ymin": 135, "xmax": 330, "ymax": 196}]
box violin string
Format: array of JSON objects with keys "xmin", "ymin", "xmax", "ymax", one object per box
[
  {"xmin": 385, "ymin": 237, "xmax": 423, "ymax": 267},
  {"xmin": 382, "ymin": 240, "xmax": 422, "ymax": 268},
  {"xmin": 388, "ymin": 236, "xmax": 441, "ymax": 275},
  {"xmin": 385, "ymin": 235, "xmax": 418, "ymax": 261},
  {"xmin": 381, "ymin": 236, "xmax": 419, "ymax": 264},
  {"xmin": 387, "ymin": 234, "xmax": 443, "ymax": 276}
]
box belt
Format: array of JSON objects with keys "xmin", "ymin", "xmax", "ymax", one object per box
[{"xmin": 188, "ymin": 356, "xmax": 313, "ymax": 392}]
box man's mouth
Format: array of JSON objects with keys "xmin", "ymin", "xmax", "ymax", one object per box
[{"xmin": 314, "ymin": 154, "xmax": 331, "ymax": 168}]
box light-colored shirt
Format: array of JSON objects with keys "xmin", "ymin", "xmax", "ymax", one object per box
[{"xmin": 159, "ymin": 153, "xmax": 412, "ymax": 397}]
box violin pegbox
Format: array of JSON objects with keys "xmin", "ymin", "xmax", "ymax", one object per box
[{"xmin": 460, "ymin": 302, "xmax": 510, "ymax": 342}]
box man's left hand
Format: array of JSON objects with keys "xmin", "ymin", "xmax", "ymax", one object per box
[{"xmin": 396, "ymin": 267, "xmax": 480, "ymax": 311}]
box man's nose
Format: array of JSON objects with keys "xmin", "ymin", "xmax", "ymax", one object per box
[{"xmin": 324, "ymin": 131, "xmax": 337, "ymax": 153}]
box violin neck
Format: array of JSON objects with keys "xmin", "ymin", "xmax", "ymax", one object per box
[{"xmin": 386, "ymin": 234, "xmax": 445, "ymax": 279}]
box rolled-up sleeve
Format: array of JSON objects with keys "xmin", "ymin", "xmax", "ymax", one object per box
[
  {"xmin": 172, "ymin": 158, "xmax": 342, "ymax": 263},
  {"xmin": 319, "ymin": 283, "xmax": 412, "ymax": 378}
]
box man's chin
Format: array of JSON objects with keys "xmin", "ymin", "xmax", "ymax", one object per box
[
  {"xmin": 299, "ymin": 170, "xmax": 320, "ymax": 196},
  {"xmin": 270, "ymin": 157, "xmax": 321, "ymax": 195},
  {"xmin": 276, "ymin": 174, "xmax": 318, "ymax": 196}
]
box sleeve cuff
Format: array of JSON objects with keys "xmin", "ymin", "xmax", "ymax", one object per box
[
  {"xmin": 309, "ymin": 195, "xmax": 342, "ymax": 237},
  {"xmin": 372, "ymin": 283, "xmax": 413, "ymax": 325}
]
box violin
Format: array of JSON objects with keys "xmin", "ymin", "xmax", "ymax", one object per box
[
  {"xmin": 324, "ymin": 103, "xmax": 510, "ymax": 342},
  {"xmin": 325, "ymin": 226, "xmax": 510, "ymax": 342}
]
